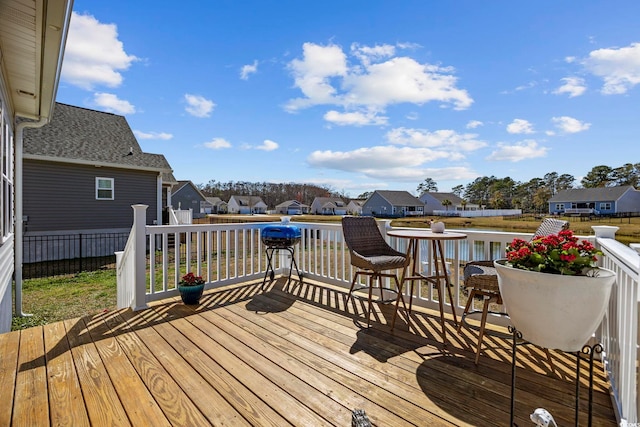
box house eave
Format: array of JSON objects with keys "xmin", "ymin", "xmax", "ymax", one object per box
[
  {"xmin": 24, "ymin": 153, "xmax": 171, "ymax": 174},
  {"xmin": 1, "ymin": 0, "xmax": 74, "ymax": 121}
]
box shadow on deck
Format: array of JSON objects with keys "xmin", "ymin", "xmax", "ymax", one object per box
[{"xmin": 0, "ymin": 277, "xmax": 617, "ymax": 426}]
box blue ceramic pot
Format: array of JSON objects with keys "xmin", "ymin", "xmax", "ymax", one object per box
[{"xmin": 178, "ymin": 284, "xmax": 204, "ymax": 305}]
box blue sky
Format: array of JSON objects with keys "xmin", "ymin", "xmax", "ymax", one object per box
[{"xmin": 56, "ymin": 1, "xmax": 640, "ymax": 196}]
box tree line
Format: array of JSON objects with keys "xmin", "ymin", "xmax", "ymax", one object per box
[
  {"xmin": 196, "ymin": 163, "xmax": 639, "ymax": 213},
  {"xmin": 416, "ymin": 163, "xmax": 640, "ymax": 213},
  {"xmin": 197, "ymin": 180, "xmax": 342, "ymax": 208}
]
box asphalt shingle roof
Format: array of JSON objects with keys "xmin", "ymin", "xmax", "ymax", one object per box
[
  {"xmin": 426, "ymin": 192, "xmax": 464, "ymax": 204},
  {"xmin": 23, "ymin": 103, "xmax": 173, "ymax": 174},
  {"xmin": 548, "ymin": 186, "xmax": 635, "ymax": 202},
  {"xmin": 375, "ymin": 190, "xmax": 423, "ymax": 205}
]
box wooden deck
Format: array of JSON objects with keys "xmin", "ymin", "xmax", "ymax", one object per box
[{"xmin": 1, "ymin": 278, "xmax": 617, "ymax": 426}]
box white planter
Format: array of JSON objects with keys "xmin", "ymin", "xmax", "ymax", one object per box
[{"xmin": 494, "ymin": 260, "xmax": 616, "ymax": 351}]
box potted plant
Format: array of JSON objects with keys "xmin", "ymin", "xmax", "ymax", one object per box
[
  {"xmin": 178, "ymin": 272, "xmax": 206, "ymax": 305},
  {"xmin": 494, "ymin": 229, "xmax": 616, "ymax": 351}
]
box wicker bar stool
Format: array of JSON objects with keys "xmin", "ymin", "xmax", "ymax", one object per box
[
  {"xmin": 342, "ymin": 216, "xmax": 410, "ymax": 327},
  {"xmin": 459, "ymin": 218, "xmax": 569, "ymax": 364}
]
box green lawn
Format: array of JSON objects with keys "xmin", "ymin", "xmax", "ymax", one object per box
[{"xmin": 12, "ymin": 269, "xmax": 117, "ymax": 330}]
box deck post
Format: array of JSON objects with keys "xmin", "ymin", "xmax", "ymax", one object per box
[{"xmin": 132, "ymin": 204, "xmax": 149, "ymax": 311}]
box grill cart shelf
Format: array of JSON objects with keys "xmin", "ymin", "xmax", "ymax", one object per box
[{"xmin": 261, "ymin": 223, "xmax": 303, "ymax": 290}]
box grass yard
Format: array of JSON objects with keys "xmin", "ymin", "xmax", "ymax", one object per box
[{"xmin": 12, "ymin": 269, "xmax": 117, "ymax": 330}]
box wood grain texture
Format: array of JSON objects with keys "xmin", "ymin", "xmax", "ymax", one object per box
[{"xmin": 1, "ymin": 278, "xmax": 618, "ymax": 426}]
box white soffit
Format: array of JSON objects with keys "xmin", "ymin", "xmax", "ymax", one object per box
[{"xmin": 0, "ymin": 0, "xmax": 73, "ymax": 120}]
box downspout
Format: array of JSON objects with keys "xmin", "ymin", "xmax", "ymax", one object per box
[{"xmin": 15, "ymin": 119, "xmax": 49, "ymax": 317}]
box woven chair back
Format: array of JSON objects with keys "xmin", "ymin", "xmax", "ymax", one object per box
[
  {"xmin": 341, "ymin": 216, "xmax": 389, "ymax": 256},
  {"xmin": 532, "ymin": 218, "xmax": 569, "ymax": 240}
]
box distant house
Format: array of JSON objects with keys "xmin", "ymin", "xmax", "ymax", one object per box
[
  {"xmin": 420, "ymin": 192, "xmax": 479, "ymax": 214},
  {"xmin": 548, "ymin": 186, "xmax": 640, "ymax": 215},
  {"xmin": 23, "ymin": 103, "xmax": 176, "ymax": 243},
  {"xmin": 361, "ymin": 190, "xmax": 425, "ymax": 217},
  {"xmin": 227, "ymin": 195, "xmax": 267, "ymax": 214},
  {"xmin": 170, "ymin": 181, "xmax": 208, "ymax": 218},
  {"xmin": 310, "ymin": 197, "xmax": 348, "ymax": 215},
  {"xmin": 275, "ymin": 200, "xmax": 310, "ymax": 215},
  {"xmin": 205, "ymin": 197, "xmax": 228, "ymax": 214},
  {"xmin": 346, "ymin": 199, "xmax": 366, "ymax": 215}
]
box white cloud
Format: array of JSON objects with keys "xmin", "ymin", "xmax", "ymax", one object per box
[
  {"xmin": 184, "ymin": 94, "xmax": 215, "ymax": 118},
  {"xmin": 344, "ymin": 56, "xmax": 472, "ymax": 109},
  {"xmin": 551, "ymin": 116, "xmax": 591, "ymax": 133},
  {"xmin": 240, "ymin": 60, "xmax": 258, "ymax": 80},
  {"xmin": 506, "ymin": 118, "xmax": 534, "ymax": 134},
  {"xmin": 350, "ymin": 43, "xmax": 396, "ymax": 65},
  {"xmin": 256, "ymin": 139, "xmax": 279, "ymax": 151},
  {"xmin": 466, "ymin": 120, "xmax": 483, "ymax": 129},
  {"xmin": 285, "ymin": 43, "xmax": 348, "ymax": 110},
  {"xmin": 61, "ymin": 12, "xmax": 138, "ymax": 90},
  {"xmin": 93, "ymin": 93, "xmax": 135, "ymax": 114},
  {"xmin": 285, "ymin": 42, "xmax": 473, "ymax": 120},
  {"xmin": 363, "ymin": 166, "xmax": 478, "ymax": 181},
  {"xmin": 487, "ymin": 140, "xmax": 549, "ymax": 162},
  {"xmin": 307, "ymin": 144, "xmax": 478, "ymax": 182},
  {"xmin": 553, "ymin": 77, "xmax": 587, "ymax": 97},
  {"xmin": 203, "ymin": 138, "xmax": 231, "ymax": 149},
  {"xmin": 133, "ymin": 130, "xmax": 173, "ymax": 140},
  {"xmin": 583, "ymin": 42, "xmax": 640, "ymax": 94},
  {"xmin": 308, "ymin": 146, "xmax": 447, "ymax": 172},
  {"xmin": 323, "ymin": 110, "xmax": 388, "ymax": 126},
  {"xmin": 386, "ymin": 127, "xmax": 486, "ymax": 152}
]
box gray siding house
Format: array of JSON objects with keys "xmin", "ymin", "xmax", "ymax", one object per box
[
  {"xmin": 548, "ymin": 186, "xmax": 640, "ymax": 215},
  {"xmin": 362, "ymin": 190, "xmax": 425, "ymax": 217},
  {"xmin": 171, "ymin": 180, "xmax": 208, "ymax": 218},
  {"xmin": 23, "ymin": 103, "xmax": 176, "ymax": 261},
  {"xmin": 204, "ymin": 197, "xmax": 228, "ymax": 214}
]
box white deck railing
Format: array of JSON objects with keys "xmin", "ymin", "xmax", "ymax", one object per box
[{"xmin": 116, "ymin": 204, "xmax": 639, "ymax": 424}]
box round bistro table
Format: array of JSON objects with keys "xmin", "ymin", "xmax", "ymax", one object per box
[{"xmin": 386, "ymin": 228, "xmax": 466, "ymax": 343}]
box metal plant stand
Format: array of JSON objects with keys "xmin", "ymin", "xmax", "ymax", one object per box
[{"xmin": 509, "ymin": 326, "xmax": 603, "ymax": 427}]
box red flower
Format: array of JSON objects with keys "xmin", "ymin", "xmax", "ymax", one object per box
[
  {"xmin": 180, "ymin": 272, "xmax": 205, "ymax": 286},
  {"xmin": 505, "ymin": 229, "xmax": 602, "ymax": 276}
]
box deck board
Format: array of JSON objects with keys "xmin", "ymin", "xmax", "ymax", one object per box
[
  {"xmin": 43, "ymin": 321, "xmax": 89, "ymax": 426},
  {"xmin": 14, "ymin": 327, "xmax": 49, "ymax": 426},
  {"xmin": 2, "ymin": 278, "xmax": 618, "ymax": 426}
]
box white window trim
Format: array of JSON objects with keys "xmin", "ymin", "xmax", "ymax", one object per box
[{"xmin": 96, "ymin": 177, "xmax": 114, "ymax": 200}]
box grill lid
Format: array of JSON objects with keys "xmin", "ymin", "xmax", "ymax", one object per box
[{"xmin": 261, "ymin": 224, "xmax": 301, "ymax": 247}]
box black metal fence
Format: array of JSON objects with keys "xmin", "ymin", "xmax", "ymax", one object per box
[{"xmin": 23, "ymin": 232, "xmax": 129, "ymax": 279}]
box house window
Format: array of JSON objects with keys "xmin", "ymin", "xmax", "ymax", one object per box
[
  {"xmin": 96, "ymin": 177, "xmax": 114, "ymax": 200},
  {"xmin": 556, "ymin": 203, "xmax": 564, "ymax": 211},
  {"xmin": 0, "ymin": 98, "xmax": 14, "ymax": 242},
  {"xmin": 600, "ymin": 202, "xmax": 611, "ymax": 210}
]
